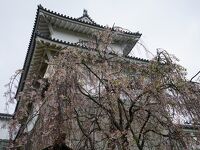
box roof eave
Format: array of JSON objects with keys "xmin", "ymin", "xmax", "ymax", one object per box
[{"xmin": 39, "ymin": 5, "xmax": 141, "ymax": 36}]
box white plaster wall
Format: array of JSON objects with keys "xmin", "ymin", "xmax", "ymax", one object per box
[
  {"xmin": 0, "ymin": 120, "xmax": 10, "ymax": 139},
  {"xmin": 51, "ymin": 27, "xmax": 89, "ymax": 43},
  {"xmin": 51, "ymin": 27, "xmax": 125, "ymax": 56}
]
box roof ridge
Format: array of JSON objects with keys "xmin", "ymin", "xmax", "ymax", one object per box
[
  {"xmin": 38, "ymin": 5, "xmax": 102, "ymax": 27},
  {"xmin": 77, "ymin": 9, "xmax": 97, "ymax": 25}
]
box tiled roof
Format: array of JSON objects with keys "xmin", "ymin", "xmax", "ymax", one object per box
[
  {"xmin": 36, "ymin": 33, "xmax": 149, "ymax": 62},
  {"xmin": 38, "ymin": 5, "xmax": 141, "ymax": 36},
  {"xmin": 0, "ymin": 113, "xmax": 12, "ymax": 119},
  {"xmin": 15, "ymin": 5, "xmax": 41, "ymax": 98}
]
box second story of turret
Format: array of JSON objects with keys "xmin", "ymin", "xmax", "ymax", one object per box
[
  {"xmin": 35, "ymin": 5, "xmax": 141, "ymax": 56},
  {"xmin": 14, "ymin": 5, "xmax": 145, "ymax": 98}
]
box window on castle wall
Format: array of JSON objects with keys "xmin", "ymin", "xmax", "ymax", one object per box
[
  {"xmin": 78, "ymin": 39, "xmax": 97, "ymax": 49},
  {"xmin": 43, "ymin": 63, "xmax": 55, "ymax": 79},
  {"xmin": 25, "ymin": 103, "xmax": 39, "ymax": 132},
  {"xmin": 79, "ymin": 76, "xmax": 103, "ymax": 97}
]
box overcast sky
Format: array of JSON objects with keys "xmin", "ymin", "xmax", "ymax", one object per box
[{"xmin": 0, "ymin": 0, "xmax": 199, "ymax": 114}]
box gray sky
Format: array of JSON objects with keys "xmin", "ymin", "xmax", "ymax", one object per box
[{"xmin": 0, "ymin": 0, "xmax": 200, "ymax": 114}]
